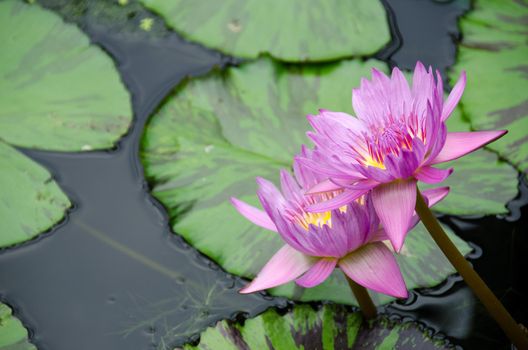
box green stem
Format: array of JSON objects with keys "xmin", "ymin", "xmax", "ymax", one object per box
[
  {"xmin": 415, "ymin": 189, "xmax": 528, "ymax": 349},
  {"xmin": 346, "ymin": 276, "xmax": 377, "ymax": 320}
]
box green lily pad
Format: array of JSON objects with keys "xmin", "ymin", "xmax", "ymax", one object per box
[
  {"xmin": 451, "ymin": 0, "xmax": 528, "ymax": 173},
  {"xmin": 0, "ymin": 302, "xmax": 36, "ymax": 350},
  {"xmin": 0, "ymin": 141, "xmax": 71, "ymax": 248},
  {"xmin": 180, "ymin": 304, "xmax": 452, "ymax": 350},
  {"xmin": 0, "ymin": 0, "xmax": 132, "ymax": 151},
  {"xmin": 141, "ymin": 58, "xmax": 475, "ymax": 305},
  {"xmin": 139, "ymin": 0, "xmax": 390, "ymax": 62},
  {"xmin": 0, "ymin": 0, "xmax": 132, "ymax": 247}
]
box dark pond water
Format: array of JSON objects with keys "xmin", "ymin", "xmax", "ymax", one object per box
[{"xmin": 0, "ymin": 0, "xmax": 526, "ymax": 349}]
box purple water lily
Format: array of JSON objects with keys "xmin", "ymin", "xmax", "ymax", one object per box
[
  {"xmin": 296, "ymin": 62, "xmax": 506, "ymax": 252},
  {"xmin": 231, "ymin": 149, "xmax": 449, "ymax": 298}
]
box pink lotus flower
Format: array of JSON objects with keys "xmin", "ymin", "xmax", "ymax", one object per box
[
  {"xmin": 231, "ymin": 150, "xmax": 450, "ymax": 298},
  {"xmin": 296, "ymin": 62, "xmax": 506, "ymax": 252}
]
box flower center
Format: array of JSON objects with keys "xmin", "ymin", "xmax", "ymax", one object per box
[
  {"xmin": 298, "ymin": 211, "xmax": 333, "ymax": 230},
  {"xmin": 354, "ymin": 117, "xmax": 425, "ymax": 169},
  {"xmin": 297, "ymin": 204, "xmax": 347, "ymax": 230},
  {"xmin": 284, "ymin": 190, "xmax": 348, "ymax": 230}
]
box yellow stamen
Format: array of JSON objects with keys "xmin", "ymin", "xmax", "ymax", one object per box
[
  {"xmin": 363, "ymin": 156, "xmax": 386, "ymax": 169},
  {"xmin": 298, "ymin": 206, "xmax": 347, "ymax": 230}
]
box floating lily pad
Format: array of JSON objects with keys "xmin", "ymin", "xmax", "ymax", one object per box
[
  {"xmin": 0, "ymin": 303, "xmax": 36, "ymax": 350},
  {"xmin": 0, "ymin": 141, "xmax": 70, "ymax": 248},
  {"xmin": 181, "ymin": 304, "xmax": 452, "ymax": 350},
  {"xmin": 0, "ymin": 0, "xmax": 132, "ymax": 151},
  {"xmin": 141, "ymin": 58, "xmax": 476, "ymax": 305},
  {"xmin": 0, "ymin": 0, "xmax": 132, "ymax": 247},
  {"xmin": 451, "ymin": 0, "xmax": 528, "ymax": 173},
  {"xmin": 139, "ymin": 0, "xmax": 390, "ymax": 62}
]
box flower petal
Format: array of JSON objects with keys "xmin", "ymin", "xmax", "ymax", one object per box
[
  {"xmin": 279, "ymin": 169, "xmax": 302, "ymax": 203},
  {"xmin": 368, "ymin": 228, "xmax": 390, "ymax": 242},
  {"xmin": 318, "ymin": 109, "xmax": 365, "ymax": 130},
  {"xmin": 239, "ymin": 245, "xmax": 316, "ymax": 294},
  {"xmin": 431, "ymin": 130, "xmax": 507, "ymax": 164},
  {"xmin": 435, "ymin": 70, "xmax": 444, "ymax": 107},
  {"xmin": 307, "ymin": 111, "xmax": 357, "ymax": 133},
  {"xmin": 384, "ymin": 145, "xmax": 423, "ymax": 179},
  {"xmin": 293, "ymin": 145, "xmax": 328, "ymax": 189},
  {"xmin": 339, "ymin": 242, "xmax": 408, "ymax": 298},
  {"xmin": 442, "ymin": 71, "xmax": 466, "ymax": 121},
  {"xmin": 256, "ymin": 177, "xmax": 287, "ymax": 219},
  {"xmin": 420, "ymin": 186, "xmax": 450, "ymax": 207},
  {"xmin": 390, "ymin": 67, "xmax": 412, "ymax": 117},
  {"xmin": 408, "ymin": 186, "xmax": 450, "ymax": 229},
  {"xmin": 294, "ymin": 154, "xmax": 358, "ymax": 180},
  {"xmin": 372, "ymin": 179, "xmax": 417, "ymax": 252},
  {"xmin": 353, "ymin": 76, "xmax": 389, "ymax": 123},
  {"xmin": 330, "ymin": 202, "xmax": 371, "ymax": 253},
  {"xmin": 296, "ymin": 258, "xmax": 337, "ymax": 288},
  {"xmin": 307, "ymin": 184, "xmax": 375, "ymax": 213},
  {"xmin": 306, "ymin": 179, "xmax": 344, "ymax": 194},
  {"xmin": 415, "ymin": 166, "xmax": 453, "ymax": 184},
  {"xmin": 272, "ymin": 214, "xmax": 315, "ymax": 255},
  {"xmin": 411, "ymin": 62, "xmax": 436, "ymax": 115},
  {"xmin": 357, "ymin": 165, "xmax": 394, "ymax": 183},
  {"xmin": 425, "ymin": 123, "xmax": 447, "ymax": 162},
  {"xmin": 230, "ymin": 198, "xmax": 277, "ymax": 232}
]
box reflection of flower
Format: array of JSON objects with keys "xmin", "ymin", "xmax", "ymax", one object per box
[
  {"xmin": 296, "ymin": 62, "xmax": 506, "ymax": 251},
  {"xmin": 231, "ymin": 152, "xmax": 449, "ymax": 298}
]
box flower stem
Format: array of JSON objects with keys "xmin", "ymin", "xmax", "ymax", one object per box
[
  {"xmin": 346, "ymin": 276, "xmax": 377, "ymax": 320},
  {"xmin": 415, "ymin": 189, "xmax": 528, "ymax": 349}
]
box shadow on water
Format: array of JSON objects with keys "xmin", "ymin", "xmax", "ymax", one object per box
[{"xmin": 0, "ymin": 0, "xmax": 525, "ymax": 349}]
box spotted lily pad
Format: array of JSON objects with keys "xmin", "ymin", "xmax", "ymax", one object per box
[
  {"xmin": 141, "ymin": 58, "xmax": 478, "ymax": 305},
  {"xmin": 0, "ymin": 0, "xmax": 132, "ymax": 247},
  {"xmin": 451, "ymin": 0, "xmax": 528, "ymax": 173},
  {"xmin": 139, "ymin": 0, "xmax": 390, "ymax": 62},
  {"xmin": 0, "ymin": 303, "xmax": 36, "ymax": 350},
  {"xmin": 180, "ymin": 304, "xmax": 452, "ymax": 350}
]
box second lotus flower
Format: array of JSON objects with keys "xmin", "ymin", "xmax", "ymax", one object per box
[{"xmin": 231, "ymin": 148, "xmax": 450, "ymax": 298}]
